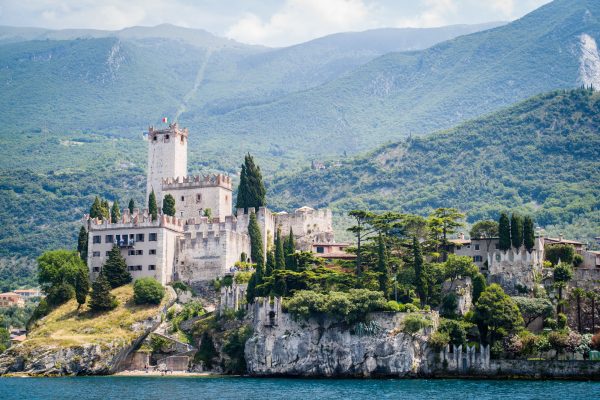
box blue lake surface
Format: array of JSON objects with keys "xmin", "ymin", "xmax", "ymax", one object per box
[{"xmin": 0, "ymin": 376, "xmax": 599, "ymax": 400}]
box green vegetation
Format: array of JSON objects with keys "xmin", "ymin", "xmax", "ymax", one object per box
[
  {"xmin": 89, "ymin": 274, "xmax": 117, "ymax": 312},
  {"xmin": 162, "ymin": 194, "xmax": 176, "ymax": 217},
  {"xmin": 133, "ymin": 277, "xmax": 165, "ymax": 305},
  {"xmin": 102, "ymin": 245, "xmax": 132, "ymax": 288},
  {"xmin": 545, "ymin": 244, "xmax": 576, "ymax": 266},
  {"xmin": 148, "ymin": 190, "xmax": 158, "ymax": 222},
  {"xmin": 235, "ymin": 153, "xmax": 266, "ymax": 212},
  {"xmin": 473, "ymin": 284, "xmax": 523, "ymax": 345},
  {"xmin": 402, "ymin": 314, "xmax": 433, "ymax": 335}
]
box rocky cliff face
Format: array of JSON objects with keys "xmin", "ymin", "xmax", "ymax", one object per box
[{"xmin": 245, "ymin": 302, "xmax": 437, "ymax": 377}]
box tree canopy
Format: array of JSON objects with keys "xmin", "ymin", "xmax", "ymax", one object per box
[{"xmin": 235, "ymin": 153, "xmax": 266, "ymax": 212}]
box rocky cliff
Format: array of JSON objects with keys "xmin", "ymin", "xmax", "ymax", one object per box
[
  {"xmin": 0, "ymin": 285, "xmax": 175, "ymax": 376},
  {"xmin": 244, "ymin": 299, "xmax": 437, "ymax": 377}
]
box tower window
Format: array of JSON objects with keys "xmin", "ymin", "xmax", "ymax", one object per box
[
  {"xmin": 196, "ymin": 194, "xmax": 201, "ymax": 203},
  {"xmin": 153, "ymin": 136, "xmax": 157, "ymax": 141},
  {"xmin": 165, "ymin": 134, "xmax": 170, "ymax": 140},
  {"xmin": 181, "ymin": 196, "xmax": 185, "ymax": 201}
]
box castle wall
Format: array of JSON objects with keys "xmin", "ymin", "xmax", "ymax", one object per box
[
  {"xmin": 162, "ymin": 177, "xmax": 232, "ymax": 222},
  {"xmin": 86, "ymin": 211, "xmax": 184, "ymax": 286},
  {"xmin": 146, "ymin": 124, "xmax": 188, "ymax": 204},
  {"xmin": 274, "ymin": 208, "xmax": 334, "ymax": 250},
  {"xmin": 235, "ymin": 208, "xmax": 276, "ymax": 254},
  {"xmin": 176, "ymin": 220, "xmax": 251, "ymax": 283}
]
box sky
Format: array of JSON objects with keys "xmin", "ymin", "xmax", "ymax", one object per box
[{"xmin": 0, "ymin": 0, "xmax": 553, "ymax": 47}]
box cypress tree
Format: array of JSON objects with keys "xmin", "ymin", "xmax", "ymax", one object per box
[
  {"xmin": 89, "ymin": 196, "xmax": 102, "ymax": 219},
  {"xmin": 75, "ymin": 265, "xmax": 90, "ymax": 309},
  {"xmin": 510, "ymin": 213, "xmax": 523, "ymax": 250},
  {"xmin": 102, "ymin": 245, "xmax": 132, "ymax": 288},
  {"xmin": 235, "ymin": 154, "xmax": 266, "ymax": 212},
  {"xmin": 110, "ymin": 200, "xmax": 121, "ymax": 223},
  {"xmin": 128, "ymin": 198, "xmax": 135, "ymax": 214},
  {"xmin": 248, "ymin": 213, "xmax": 264, "ymax": 280},
  {"xmin": 498, "ymin": 212, "xmax": 511, "ymax": 251},
  {"xmin": 148, "ymin": 190, "xmax": 158, "ymax": 221},
  {"xmin": 413, "ymin": 236, "xmax": 426, "ymax": 307},
  {"xmin": 89, "ymin": 273, "xmax": 117, "ymax": 312},
  {"xmin": 523, "ymin": 215, "xmax": 535, "ymax": 252},
  {"xmin": 101, "ymin": 199, "xmax": 110, "ymax": 220},
  {"xmin": 376, "ymin": 233, "xmax": 388, "ymax": 296},
  {"xmin": 77, "ymin": 226, "xmax": 88, "ymax": 261},
  {"xmin": 265, "ymin": 250, "xmax": 275, "ymax": 277},
  {"xmin": 162, "ymin": 194, "xmax": 176, "ymax": 217},
  {"xmin": 235, "ymin": 164, "xmax": 248, "ymax": 211},
  {"xmin": 274, "ymin": 227, "xmax": 285, "ymax": 270},
  {"xmin": 284, "ymin": 228, "xmax": 297, "ymax": 271},
  {"xmin": 246, "ymin": 273, "xmax": 257, "ymax": 303}
]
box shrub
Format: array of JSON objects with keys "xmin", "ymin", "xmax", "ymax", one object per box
[
  {"xmin": 429, "ymin": 331, "xmax": 450, "ymax": 351},
  {"xmin": 402, "ymin": 314, "xmax": 433, "ymax": 334},
  {"xmin": 544, "ymin": 317, "xmax": 557, "ymax": 330},
  {"xmin": 557, "ymin": 313, "xmax": 567, "ymax": 329},
  {"xmin": 565, "ymin": 331, "xmax": 582, "ymax": 353},
  {"xmin": 171, "ymin": 281, "xmax": 194, "ymax": 294},
  {"xmin": 439, "ymin": 319, "xmax": 468, "ymax": 347},
  {"xmin": 404, "ymin": 303, "xmax": 420, "ymax": 312},
  {"xmin": 222, "ymin": 275, "xmax": 234, "ymax": 287},
  {"xmin": 222, "ymin": 326, "xmax": 253, "ymax": 374},
  {"xmin": 548, "ymin": 331, "xmax": 569, "ymax": 353},
  {"xmin": 577, "ymin": 334, "xmax": 593, "ymax": 354},
  {"xmin": 234, "ymin": 271, "xmax": 253, "ymax": 284},
  {"xmin": 46, "ymin": 282, "xmax": 75, "ymax": 306},
  {"xmin": 133, "ymin": 278, "xmax": 165, "ymax": 305}
]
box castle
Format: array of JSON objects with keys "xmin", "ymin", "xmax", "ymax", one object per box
[{"xmin": 85, "ymin": 123, "xmax": 335, "ymax": 285}]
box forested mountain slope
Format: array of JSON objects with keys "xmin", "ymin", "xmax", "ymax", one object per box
[{"xmin": 269, "ymin": 89, "xmax": 600, "ymax": 243}]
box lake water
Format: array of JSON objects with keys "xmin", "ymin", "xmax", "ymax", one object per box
[{"xmin": 0, "ymin": 376, "xmax": 598, "ymax": 400}]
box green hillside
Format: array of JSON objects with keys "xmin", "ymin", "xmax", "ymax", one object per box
[
  {"xmin": 268, "ymin": 88, "xmax": 600, "ymax": 243},
  {"xmin": 192, "ymin": 0, "xmax": 600, "ymax": 159}
]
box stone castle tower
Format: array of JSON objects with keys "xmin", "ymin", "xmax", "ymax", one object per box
[{"xmin": 146, "ymin": 123, "xmax": 188, "ymax": 204}]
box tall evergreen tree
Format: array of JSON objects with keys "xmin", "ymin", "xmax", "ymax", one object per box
[
  {"xmin": 148, "ymin": 190, "xmax": 158, "ymax": 221},
  {"xmin": 248, "ymin": 212, "xmax": 264, "ymax": 280},
  {"xmin": 498, "ymin": 212, "xmax": 511, "ymax": 251},
  {"xmin": 74, "ymin": 264, "xmax": 90, "ymax": 309},
  {"xmin": 110, "ymin": 200, "xmax": 121, "ymax": 223},
  {"xmin": 274, "ymin": 227, "xmax": 285, "ymax": 270},
  {"xmin": 376, "ymin": 234, "xmax": 388, "ymax": 296},
  {"xmin": 265, "ymin": 251, "xmax": 275, "ymax": 277},
  {"xmin": 89, "ymin": 196, "xmax": 102, "ymax": 219},
  {"xmin": 101, "ymin": 199, "xmax": 110, "ymax": 220},
  {"xmin": 510, "ymin": 213, "xmax": 524, "ymax": 250},
  {"xmin": 89, "ymin": 273, "xmax": 117, "ymax": 312},
  {"xmin": 128, "ymin": 198, "xmax": 135, "ymax": 214},
  {"xmin": 77, "ymin": 226, "xmax": 88, "ymax": 262},
  {"xmin": 102, "ymin": 245, "xmax": 132, "ymax": 288},
  {"xmin": 162, "ymin": 194, "xmax": 176, "ymax": 217},
  {"xmin": 235, "ymin": 154, "xmax": 266, "ymax": 212},
  {"xmin": 523, "ymin": 215, "xmax": 535, "ymax": 252},
  {"xmin": 284, "ymin": 228, "xmax": 297, "ymax": 271},
  {"xmin": 412, "ymin": 236, "xmax": 427, "ymax": 307}
]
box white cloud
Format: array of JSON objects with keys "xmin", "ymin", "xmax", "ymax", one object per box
[
  {"xmin": 225, "ymin": 0, "xmax": 378, "ymax": 47},
  {"xmin": 394, "ymin": 0, "xmax": 457, "ymax": 28}
]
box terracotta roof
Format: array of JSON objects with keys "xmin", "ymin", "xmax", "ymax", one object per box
[
  {"xmin": 449, "ymin": 239, "xmax": 471, "ymax": 245},
  {"xmin": 315, "ymin": 252, "xmax": 356, "ymax": 259},
  {"xmin": 545, "ymin": 237, "xmax": 585, "ymax": 245},
  {"xmin": 0, "ymin": 292, "xmax": 21, "ymax": 297}
]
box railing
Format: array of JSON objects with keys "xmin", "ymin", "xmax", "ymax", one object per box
[{"xmin": 115, "ymin": 239, "xmax": 135, "ymax": 248}]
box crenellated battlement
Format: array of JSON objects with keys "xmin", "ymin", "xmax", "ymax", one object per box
[
  {"xmin": 147, "ymin": 123, "xmax": 188, "ymax": 140},
  {"xmin": 85, "ymin": 208, "xmax": 185, "ymax": 232},
  {"xmin": 161, "ymin": 173, "xmax": 232, "ymax": 190}
]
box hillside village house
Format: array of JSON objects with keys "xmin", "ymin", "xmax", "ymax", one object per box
[
  {"xmin": 85, "ymin": 123, "xmax": 338, "ymax": 286},
  {"xmin": 0, "ymin": 292, "xmax": 25, "ymax": 309},
  {"xmin": 12, "ymin": 289, "xmax": 41, "ymax": 299}
]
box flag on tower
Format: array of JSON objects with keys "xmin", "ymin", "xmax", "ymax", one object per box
[{"xmin": 162, "ymin": 117, "xmax": 168, "ymax": 123}]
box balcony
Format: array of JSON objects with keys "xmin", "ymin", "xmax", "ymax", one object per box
[{"xmin": 115, "ymin": 239, "xmax": 135, "ymax": 248}]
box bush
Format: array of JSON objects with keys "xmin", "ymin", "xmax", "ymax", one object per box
[
  {"xmin": 171, "ymin": 281, "xmax": 194, "ymax": 294},
  {"xmin": 402, "ymin": 314, "xmax": 433, "ymax": 334},
  {"xmin": 234, "ymin": 271, "xmax": 253, "ymax": 284},
  {"xmin": 544, "ymin": 317, "xmax": 557, "ymax": 330},
  {"xmin": 385, "ymin": 300, "xmax": 405, "ymax": 312},
  {"xmin": 591, "ymin": 333, "xmax": 600, "ymax": 351},
  {"xmin": 548, "ymin": 331, "xmax": 569, "ymax": 353},
  {"xmin": 557, "ymin": 313, "xmax": 567, "ymax": 329},
  {"xmin": 133, "ymin": 278, "xmax": 165, "ymax": 305},
  {"xmin": 46, "ymin": 282, "xmax": 75, "ymax": 306},
  {"xmin": 429, "ymin": 331, "xmax": 450, "ymax": 351},
  {"xmin": 438, "ymin": 319, "xmax": 468, "ymax": 347},
  {"xmin": 573, "ymin": 254, "xmax": 584, "ymax": 268}
]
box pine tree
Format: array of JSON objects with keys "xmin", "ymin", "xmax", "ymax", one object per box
[
  {"xmin": 523, "ymin": 215, "xmax": 535, "ymax": 252},
  {"xmin": 74, "ymin": 265, "xmax": 90, "ymax": 309},
  {"xmin": 376, "ymin": 233, "xmax": 388, "ymax": 296},
  {"xmin": 89, "ymin": 196, "xmax": 102, "ymax": 219},
  {"xmin": 128, "ymin": 198, "xmax": 135, "ymax": 214},
  {"xmin": 89, "ymin": 273, "xmax": 117, "ymax": 312},
  {"xmin": 412, "ymin": 236, "xmax": 426, "ymax": 307},
  {"xmin": 162, "ymin": 194, "xmax": 176, "ymax": 216},
  {"xmin": 77, "ymin": 226, "xmax": 88, "ymax": 261},
  {"xmin": 148, "ymin": 190, "xmax": 158, "ymax": 221},
  {"xmin": 510, "ymin": 213, "xmax": 523, "ymax": 250},
  {"xmin": 265, "ymin": 250, "xmax": 275, "ymax": 277},
  {"xmin": 284, "ymin": 228, "xmax": 297, "ymax": 271},
  {"xmin": 101, "ymin": 199, "xmax": 110, "ymax": 220},
  {"xmin": 110, "ymin": 200, "xmax": 121, "ymax": 223},
  {"xmin": 102, "ymin": 245, "xmax": 132, "ymax": 288},
  {"xmin": 235, "ymin": 153, "xmax": 266, "ymax": 212},
  {"xmin": 498, "ymin": 212, "xmax": 511, "ymax": 251},
  {"xmin": 274, "ymin": 227, "xmax": 285, "ymax": 270},
  {"xmin": 248, "ymin": 213, "xmax": 264, "ymax": 280}
]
